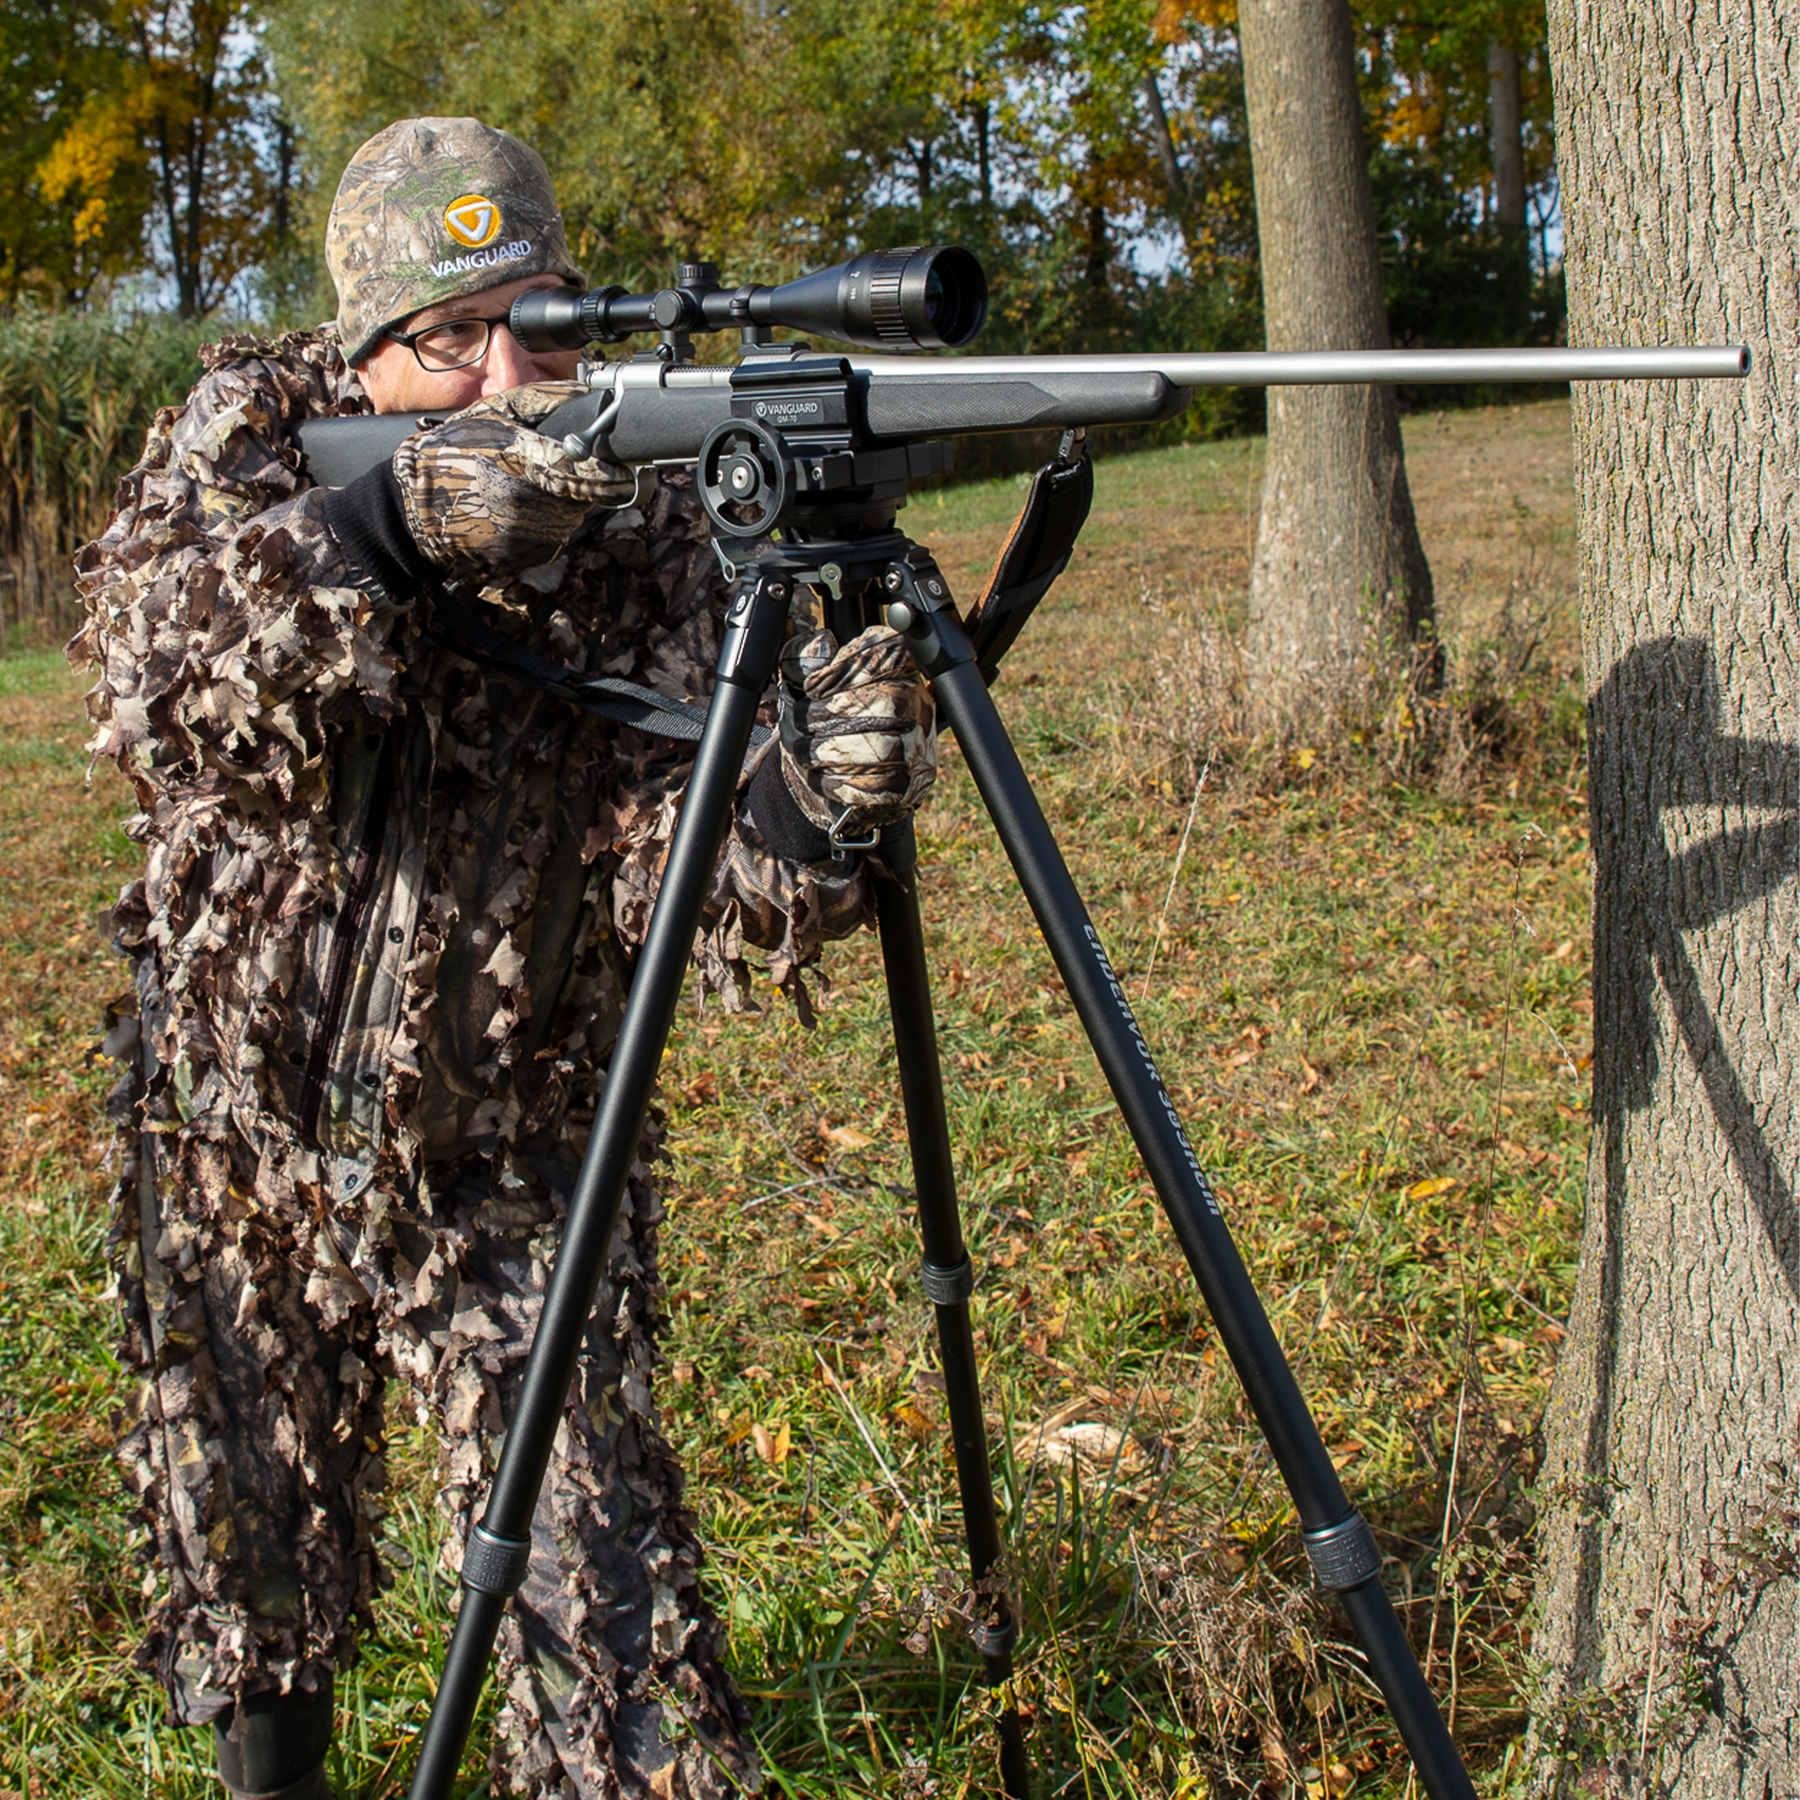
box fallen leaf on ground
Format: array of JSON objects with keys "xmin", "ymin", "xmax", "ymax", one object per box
[{"xmin": 1404, "ymin": 1175, "xmax": 1459, "ymax": 1201}]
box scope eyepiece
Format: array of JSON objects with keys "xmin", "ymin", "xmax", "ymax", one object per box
[
  {"xmin": 511, "ymin": 284, "xmax": 631, "ymax": 352},
  {"xmin": 508, "ymin": 247, "xmax": 988, "ymax": 355}
]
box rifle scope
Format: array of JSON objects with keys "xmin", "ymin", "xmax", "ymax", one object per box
[{"xmin": 510, "ymin": 246, "xmax": 988, "ymax": 355}]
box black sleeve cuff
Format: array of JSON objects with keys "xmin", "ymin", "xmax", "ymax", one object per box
[
  {"xmin": 747, "ymin": 753, "xmax": 843, "ymax": 865},
  {"xmin": 745, "ymin": 754, "xmax": 917, "ymax": 873},
  {"xmin": 320, "ymin": 461, "xmax": 436, "ymax": 599}
]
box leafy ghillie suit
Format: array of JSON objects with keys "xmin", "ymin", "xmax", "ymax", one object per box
[{"xmin": 72, "ymin": 326, "xmax": 879, "ymax": 1797}]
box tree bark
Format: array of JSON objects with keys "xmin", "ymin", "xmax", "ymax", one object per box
[
  {"xmin": 1237, "ymin": 0, "xmax": 1434, "ymax": 737},
  {"xmin": 272, "ymin": 114, "xmax": 296, "ymax": 250},
  {"xmin": 1084, "ymin": 200, "xmax": 1109, "ymax": 291},
  {"xmin": 1532, "ymin": 3, "xmax": 1800, "ymax": 1795},
  {"xmin": 136, "ymin": 0, "xmax": 233, "ymax": 317},
  {"xmin": 908, "ymin": 137, "xmax": 934, "ymax": 213}
]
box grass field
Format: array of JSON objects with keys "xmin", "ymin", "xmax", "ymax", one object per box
[{"xmin": 2, "ymin": 400, "xmax": 1587, "ymax": 1797}]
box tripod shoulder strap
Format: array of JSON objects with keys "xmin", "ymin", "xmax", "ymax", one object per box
[
  {"xmin": 963, "ymin": 428, "xmax": 1094, "ymax": 684},
  {"xmin": 425, "ymin": 589, "xmax": 771, "ymax": 750}
]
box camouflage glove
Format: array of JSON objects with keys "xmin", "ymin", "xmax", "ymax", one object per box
[
  {"xmin": 392, "ymin": 380, "xmax": 635, "ymax": 579},
  {"xmin": 776, "ymin": 624, "xmax": 937, "ymax": 845}
]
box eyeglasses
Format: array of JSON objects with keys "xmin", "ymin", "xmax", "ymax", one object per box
[{"xmin": 384, "ymin": 309, "xmax": 515, "ymax": 372}]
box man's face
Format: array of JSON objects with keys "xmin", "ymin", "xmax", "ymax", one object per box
[{"xmin": 357, "ymin": 272, "xmax": 584, "ymax": 414}]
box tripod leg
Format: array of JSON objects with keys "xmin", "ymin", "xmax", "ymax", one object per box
[
  {"xmin": 873, "ymin": 831, "xmax": 1031, "ymax": 1800},
  {"xmin": 885, "ymin": 566, "xmax": 1477, "ymax": 1800},
  {"xmin": 407, "ymin": 571, "xmax": 793, "ymax": 1800}
]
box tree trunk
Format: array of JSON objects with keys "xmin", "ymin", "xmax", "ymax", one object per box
[
  {"xmin": 1488, "ymin": 42, "xmax": 1526, "ymax": 230},
  {"xmin": 908, "ymin": 137, "xmax": 933, "ymax": 213},
  {"xmin": 1531, "ymin": 4, "xmax": 1800, "ymax": 1795},
  {"xmin": 272, "ymin": 114, "xmax": 296, "ymax": 250},
  {"xmin": 1141, "ymin": 69, "xmax": 1194, "ymax": 260},
  {"xmin": 972, "ymin": 97, "xmax": 992, "ymax": 214},
  {"xmin": 1488, "ymin": 41, "xmax": 1531, "ymax": 332},
  {"xmin": 1237, "ymin": 0, "xmax": 1434, "ymax": 737},
  {"xmin": 1083, "ymin": 200, "xmax": 1109, "ymax": 294}
]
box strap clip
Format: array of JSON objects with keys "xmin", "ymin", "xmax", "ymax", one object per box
[{"xmin": 828, "ymin": 807, "xmax": 881, "ymax": 854}]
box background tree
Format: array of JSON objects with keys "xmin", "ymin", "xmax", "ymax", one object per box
[
  {"xmin": 1530, "ymin": 4, "xmax": 1799, "ymax": 1793},
  {"xmin": 1152, "ymin": 1, "xmax": 1259, "ymax": 291},
  {"xmin": 267, "ymin": 0, "xmax": 772, "ymax": 292},
  {"xmin": 25, "ymin": 0, "xmax": 295, "ymax": 317},
  {"xmin": 268, "ymin": 0, "xmax": 1039, "ymax": 302},
  {"xmin": 764, "ymin": 0, "xmax": 1025, "ymax": 274},
  {"xmin": 1004, "ymin": 0, "xmax": 1253, "ymax": 357},
  {"xmin": 1, "ymin": 1, "xmax": 150, "ymax": 306},
  {"xmin": 131, "ymin": 0, "xmax": 294, "ymax": 315},
  {"xmin": 1485, "ymin": 32, "xmax": 1528, "ymax": 327},
  {"xmin": 1236, "ymin": 0, "xmax": 1435, "ymax": 737},
  {"xmin": 1357, "ymin": 0, "xmax": 1557, "ymax": 344}
]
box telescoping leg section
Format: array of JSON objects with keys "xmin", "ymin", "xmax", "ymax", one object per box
[
  {"xmin": 874, "ymin": 833, "xmax": 1030, "ymax": 1798},
  {"xmin": 406, "ymin": 568, "xmax": 794, "ymax": 1799},
  {"xmin": 882, "ymin": 548, "xmax": 1478, "ymax": 1800}
]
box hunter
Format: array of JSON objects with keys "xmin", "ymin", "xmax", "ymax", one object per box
[{"xmin": 72, "ymin": 116, "xmax": 934, "ymax": 1799}]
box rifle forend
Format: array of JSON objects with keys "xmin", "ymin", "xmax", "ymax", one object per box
[{"xmin": 296, "ymin": 343, "xmax": 1752, "ymax": 491}]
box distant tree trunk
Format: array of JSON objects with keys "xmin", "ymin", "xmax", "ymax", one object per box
[
  {"xmin": 908, "ymin": 137, "xmax": 934, "ymax": 214},
  {"xmin": 972, "ymin": 98, "xmax": 992, "ymax": 214},
  {"xmin": 1141, "ymin": 70, "xmax": 1194, "ymax": 260},
  {"xmin": 133, "ymin": 0, "xmax": 236, "ymax": 317},
  {"xmin": 1083, "ymin": 200, "xmax": 1110, "ymax": 295},
  {"xmin": 1236, "ymin": 0, "xmax": 1434, "ymax": 737},
  {"xmin": 1531, "ymin": 183, "xmax": 1559, "ymax": 326},
  {"xmin": 1487, "ymin": 43, "xmax": 1526, "ymax": 229},
  {"xmin": 1531, "ymin": 4, "xmax": 1800, "ymax": 1796},
  {"xmin": 271, "ymin": 113, "xmax": 297, "ymax": 250},
  {"xmin": 1488, "ymin": 41, "xmax": 1531, "ymax": 331}
]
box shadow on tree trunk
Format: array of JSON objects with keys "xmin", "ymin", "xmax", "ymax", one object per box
[
  {"xmin": 1592, "ymin": 635, "xmax": 1799, "ymax": 1291},
  {"xmin": 1561, "ymin": 633, "xmax": 1799, "ymax": 1767}
]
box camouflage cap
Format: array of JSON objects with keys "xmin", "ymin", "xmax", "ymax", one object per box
[{"xmin": 327, "ymin": 117, "xmax": 585, "ymax": 365}]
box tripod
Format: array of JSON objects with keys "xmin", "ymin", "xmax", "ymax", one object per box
[{"xmin": 405, "ymin": 437, "xmax": 1478, "ymax": 1799}]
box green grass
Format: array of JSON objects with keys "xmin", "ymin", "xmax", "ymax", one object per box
[
  {"xmin": 0, "ymin": 648, "xmax": 82, "ymax": 698},
  {"xmin": 2, "ymin": 401, "xmax": 1585, "ymax": 1797}
]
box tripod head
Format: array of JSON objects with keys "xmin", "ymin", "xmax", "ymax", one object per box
[{"xmin": 692, "ymin": 349, "xmax": 951, "ymax": 544}]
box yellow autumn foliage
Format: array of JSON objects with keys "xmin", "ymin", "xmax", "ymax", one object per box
[
  {"xmin": 1383, "ymin": 89, "xmax": 1445, "ymax": 147},
  {"xmin": 1154, "ymin": 0, "xmax": 1237, "ymax": 38},
  {"xmin": 71, "ymin": 197, "xmax": 111, "ymax": 249},
  {"xmin": 36, "ymin": 84, "xmax": 153, "ymax": 214}
]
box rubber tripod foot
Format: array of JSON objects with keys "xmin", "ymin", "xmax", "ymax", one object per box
[{"xmin": 213, "ymin": 1678, "xmax": 335, "ymax": 1799}]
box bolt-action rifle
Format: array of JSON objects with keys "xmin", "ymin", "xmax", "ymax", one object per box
[{"xmin": 297, "ymin": 244, "xmax": 1747, "ymax": 496}]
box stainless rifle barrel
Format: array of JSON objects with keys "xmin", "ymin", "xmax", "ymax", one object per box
[{"xmin": 848, "ymin": 346, "xmax": 1751, "ymax": 385}]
